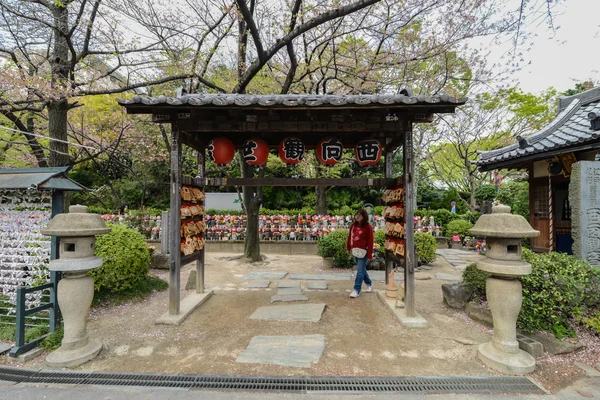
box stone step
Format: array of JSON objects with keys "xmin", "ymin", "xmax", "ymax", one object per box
[
  {"xmin": 236, "ymin": 334, "xmax": 326, "ymax": 368},
  {"xmin": 270, "ymin": 295, "xmax": 309, "ymax": 303},
  {"xmin": 250, "ymin": 303, "xmax": 326, "ymax": 322},
  {"xmin": 277, "ymin": 287, "xmax": 302, "ymax": 295}
]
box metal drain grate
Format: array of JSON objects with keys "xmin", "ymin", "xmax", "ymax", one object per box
[{"xmin": 0, "ymin": 367, "xmax": 545, "ymax": 394}]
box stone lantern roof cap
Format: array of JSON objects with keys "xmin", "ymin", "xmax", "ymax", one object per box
[
  {"xmin": 469, "ymin": 204, "xmax": 540, "ymax": 238},
  {"xmin": 41, "ymin": 205, "xmax": 110, "ymax": 237}
]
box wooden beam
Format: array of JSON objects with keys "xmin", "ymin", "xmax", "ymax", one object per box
[{"xmin": 190, "ymin": 177, "xmax": 400, "ymax": 187}]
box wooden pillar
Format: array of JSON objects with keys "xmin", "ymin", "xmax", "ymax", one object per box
[
  {"xmin": 403, "ymin": 126, "xmax": 416, "ymax": 317},
  {"xmin": 384, "ymin": 138, "xmax": 396, "ymax": 296},
  {"xmin": 169, "ymin": 124, "xmax": 182, "ymax": 315},
  {"xmin": 196, "ymin": 147, "xmax": 205, "ymax": 294}
]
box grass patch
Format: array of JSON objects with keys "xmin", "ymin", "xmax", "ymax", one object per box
[
  {"xmin": 92, "ymin": 275, "xmax": 168, "ymax": 307},
  {"xmin": 40, "ymin": 327, "xmax": 63, "ymax": 350},
  {"xmin": 0, "ymin": 324, "xmax": 16, "ymax": 342}
]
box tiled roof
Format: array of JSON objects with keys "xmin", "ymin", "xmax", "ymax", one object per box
[
  {"xmin": 476, "ymin": 86, "xmax": 600, "ymax": 170},
  {"xmin": 117, "ymin": 91, "xmax": 466, "ymax": 108},
  {"xmin": 0, "ymin": 167, "xmax": 86, "ymax": 191}
]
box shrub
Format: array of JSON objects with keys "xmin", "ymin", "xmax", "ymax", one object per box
[
  {"xmin": 444, "ymin": 219, "xmax": 473, "ymax": 238},
  {"xmin": 519, "ymin": 249, "xmax": 600, "ymax": 338},
  {"xmin": 474, "ymin": 184, "xmax": 497, "ymax": 203},
  {"xmin": 317, "ymin": 229, "xmax": 353, "ymax": 268},
  {"xmin": 462, "ymin": 263, "xmax": 489, "ymax": 299},
  {"xmin": 414, "ymin": 232, "xmax": 437, "ymax": 264},
  {"xmin": 91, "ymin": 224, "xmax": 151, "ymax": 292},
  {"xmin": 374, "ymin": 230, "xmax": 386, "ymax": 257}
]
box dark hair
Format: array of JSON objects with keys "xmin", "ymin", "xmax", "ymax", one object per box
[{"xmin": 352, "ymin": 209, "xmax": 369, "ymax": 228}]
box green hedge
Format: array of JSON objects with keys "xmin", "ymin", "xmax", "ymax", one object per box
[
  {"xmin": 91, "ymin": 224, "xmax": 151, "ymax": 292},
  {"xmin": 462, "ymin": 250, "xmax": 600, "ymax": 338},
  {"xmin": 317, "ymin": 229, "xmax": 353, "ymax": 268},
  {"xmin": 444, "ymin": 219, "xmax": 473, "ymax": 238}
]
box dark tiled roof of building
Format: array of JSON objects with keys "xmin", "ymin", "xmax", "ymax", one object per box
[
  {"xmin": 0, "ymin": 167, "xmax": 86, "ymax": 191},
  {"xmin": 476, "ymin": 86, "xmax": 600, "ymax": 170},
  {"xmin": 117, "ymin": 91, "xmax": 467, "ymax": 108}
]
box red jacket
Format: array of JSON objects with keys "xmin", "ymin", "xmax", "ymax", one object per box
[{"xmin": 346, "ymin": 223, "xmax": 374, "ymax": 259}]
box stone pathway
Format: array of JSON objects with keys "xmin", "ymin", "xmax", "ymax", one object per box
[
  {"xmin": 245, "ymin": 280, "xmax": 270, "ymax": 288},
  {"xmin": 249, "ymin": 303, "xmax": 327, "ymax": 322},
  {"xmin": 307, "ymin": 281, "xmax": 327, "ymax": 290},
  {"xmin": 277, "ymin": 287, "xmax": 302, "ymax": 295},
  {"xmin": 236, "ymin": 334, "xmax": 326, "ymax": 368},
  {"xmin": 277, "ymin": 281, "xmax": 300, "ymax": 288},
  {"xmin": 289, "ymin": 273, "xmax": 351, "ymax": 281},
  {"xmin": 242, "ymin": 271, "xmax": 288, "ymax": 280},
  {"xmin": 436, "ymin": 249, "xmax": 479, "ymax": 272},
  {"xmin": 270, "ymin": 294, "xmax": 309, "ymax": 303}
]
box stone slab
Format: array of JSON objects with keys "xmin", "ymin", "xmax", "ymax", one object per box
[
  {"xmin": 435, "ymin": 273, "xmax": 462, "ymax": 281},
  {"xmin": 250, "ymin": 303, "xmax": 326, "ymax": 322},
  {"xmin": 46, "ymin": 340, "xmax": 102, "ymax": 368},
  {"xmin": 289, "ymin": 273, "xmax": 352, "ymax": 281},
  {"xmin": 277, "ymin": 287, "xmax": 302, "ymax": 295},
  {"xmin": 246, "ymin": 280, "xmax": 271, "ymax": 288},
  {"xmin": 575, "ymin": 363, "xmax": 600, "ymax": 377},
  {"xmin": 242, "ymin": 271, "xmax": 288, "ymax": 280},
  {"xmin": 277, "ymin": 281, "xmax": 300, "ymax": 288},
  {"xmin": 270, "ymin": 295, "xmax": 309, "ymax": 303},
  {"xmin": 0, "ymin": 343, "xmax": 12, "ymax": 355},
  {"xmin": 366, "ymin": 271, "xmax": 404, "ymax": 282},
  {"xmin": 465, "ymin": 301, "xmax": 493, "ymax": 326},
  {"xmin": 236, "ymin": 334, "xmax": 325, "ymax": 368},
  {"xmin": 7, "ymin": 347, "xmax": 44, "ymax": 363},
  {"xmin": 155, "ymin": 290, "xmax": 214, "ymax": 325},
  {"xmin": 307, "ymin": 281, "xmax": 328, "ymax": 290},
  {"xmin": 376, "ymin": 291, "xmax": 428, "ymax": 329}
]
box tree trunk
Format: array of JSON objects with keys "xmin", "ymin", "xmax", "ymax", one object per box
[
  {"xmin": 240, "ymin": 152, "xmax": 262, "ymax": 261},
  {"xmin": 316, "ymin": 186, "xmax": 327, "ymax": 215},
  {"xmin": 48, "ymin": 3, "xmax": 71, "ymax": 168},
  {"xmin": 48, "ymin": 99, "xmax": 71, "ymax": 167}
]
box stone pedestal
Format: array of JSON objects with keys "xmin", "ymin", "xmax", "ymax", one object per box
[
  {"xmin": 46, "ymin": 272, "xmax": 102, "ymax": 367},
  {"xmin": 477, "ymin": 277, "xmax": 535, "ymax": 374}
]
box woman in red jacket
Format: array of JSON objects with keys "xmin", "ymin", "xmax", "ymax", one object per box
[{"xmin": 346, "ymin": 208, "xmax": 374, "ymax": 298}]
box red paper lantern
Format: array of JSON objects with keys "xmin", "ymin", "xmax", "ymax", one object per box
[
  {"xmin": 242, "ymin": 137, "xmax": 269, "ymax": 165},
  {"xmin": 316, "ymin": 137, "xmax": 343, "ymax": 166},
  {"xmin": 278, "ymin": 137, "xmax": 305, "ymax": 165},
  {"xmin": 207, "ymin": 137, "xmax": 235, "ymax": 166},
  {"xmin": 355, "ymin": 138, "xmax": 382, "ymax": 166}
]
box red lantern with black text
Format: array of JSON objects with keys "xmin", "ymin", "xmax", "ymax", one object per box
[
  {"xmin": 316, "ymin": 137, "xmax": 343, "ymax": 166},
  {"xmin": 207, "ymin": 137, "xmax": 235, "ymax": 166},
  {"xmin": 355, "ymin": 138, "xmax": 382, "ymax": 166},
  {"xmin": 278, "ymin": 137, "xmax": 305, "ymax": 165},
  {"xmin": 243, "ymin": 137, "xmax": 269, "ymax": 165}
]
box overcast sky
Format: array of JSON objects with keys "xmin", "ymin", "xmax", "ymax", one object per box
[{"xmin": 511, "ymin": 0, "xmax": 600, "ymax": 94}]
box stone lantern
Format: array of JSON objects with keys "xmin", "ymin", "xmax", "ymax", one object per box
[
  {"xmin": 41, "ymin": 205, "xmax": 110, "ymax": 367},
  {"xmin": 469, "ymin": 204, "xmax": 539, "ymax": 374}
]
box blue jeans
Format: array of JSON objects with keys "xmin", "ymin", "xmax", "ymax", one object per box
[{"xmin": 353, "ymin": 255, "xmax": 372, "ymax": 293}]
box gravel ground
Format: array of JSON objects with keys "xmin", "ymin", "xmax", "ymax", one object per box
[{"xmin": 0, "ymin": 252, "xmax": 597, "ymax": 393}]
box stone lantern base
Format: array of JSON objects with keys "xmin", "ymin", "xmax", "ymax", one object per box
[
  {"xmin": 45, "ymin": 271, "xmax": 102, "ymax": 368},
  {"xmin": 478, "ymin": 342, "xmax": 535, "ymax": 375},
  {"xmin": 46, "ymin": 339, "xmax": 102, "ymax": 368}
]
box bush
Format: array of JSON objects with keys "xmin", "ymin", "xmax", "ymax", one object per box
[
  {"xmin": 317, "ymin": 229, "xmax": 353, "ymax": 268},
  {"xmin": 519, "ymin": 249, "xmax": 600, "ymax": 338},
  {"xmin": 474, "ymin": 184, "xmax": 497, "ymax": 203},
  {"xmin": 444, "ymin": 219, "xmax": 473, "ymax": 238},
  {"xmin": 464, "ymin": 250, "xmax": 600, "ymax": 338},
  {"xmin": 497, "ymin": 180, "xmax": 529, "ymax": 220},
  {"xmin": 374, "ymin": 230, "xmax": 386, "ymax": 258},
  {"xmin": 91, "ymin": 224, "xmax": 151, "ymax": 292},
  {"xmin": 462, "ymin": 263, "xmax": 489, "ymax": 299},
  {"xmin": 414, "ymin": 232, "xmax": 437, "ymax": 264}
]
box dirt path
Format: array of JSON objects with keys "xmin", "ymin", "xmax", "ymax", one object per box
[{"xmin": 1, "ymin": 252, "xmax": 597, "ymax": 392}]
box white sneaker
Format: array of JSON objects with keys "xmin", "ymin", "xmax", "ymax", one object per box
[
  {"xmin": 366, "ymin": 285, "xmax": 373, "ymax": 293},
  {"xmin": 349, "ymin": 290, "xmax": 359, "ymax": 298}
]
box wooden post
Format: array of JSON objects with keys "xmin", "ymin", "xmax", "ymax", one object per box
[
  {"xmin": 169, "ymin": 124, "xmax": 182, "ymax": 315},
  {"xmin": 404, "ymin": 126, "xmax": 416, "ymax": 317},
  {"xmin": 384, "ymin": 138, "xmax": 396, "ymax": 297},
  {"xmin": 196, "ymin": 147, "xmax": 205, "ymax": 294}
]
